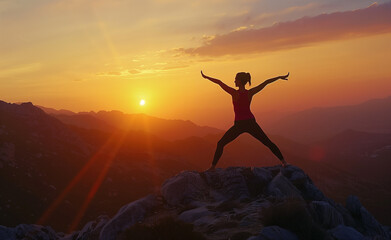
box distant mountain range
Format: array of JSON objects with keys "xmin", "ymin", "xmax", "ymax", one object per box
[
  {"xmin": 38, "ymin": 106, "xmax": 223, "ymax": 141},
  {"xmin": 268, "ymin": 96, "xmax": 391, "ymax": 143},
  {"xmin": 38, "ymin": 95, "xmax": 391, "ymax": 145},
  {"xmin": 311, "ymin": 129, "xmax": 391, "ymax": 186}
]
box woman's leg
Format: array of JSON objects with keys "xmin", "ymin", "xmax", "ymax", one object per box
[
  {"xmin": 212, "ymin": 125, "xmax": 242, "ymax": 167},
  {"xmin": 247, "ymin": 121, "xmax": 286, "ymax": 163}
]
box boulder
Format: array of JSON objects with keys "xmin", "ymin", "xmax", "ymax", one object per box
[
  {"xmin": 0, "ymin": 225, "xmax": 15, "ymax": 240},
  {"xmin": 328, "ymin": 224, "xmax": 365, "ymax": 240},
  {"xmin": 10, "ymin": 224, "xmax": 59, "ymax": 240},
  {"xmin": 301, "ymin": 181, "xmax": 325, "ymax": 201},
  {"xmin": 279, "ymin": 166, "xmax": 325, "ymax": 201},
  {"xmin": 289, "ymin": 170, "xmax": 307, "ymax": 186},
  {"xmin": 360, "ymin": 205, "xmax": 389, "ymax": 238},
  {"xmin": 200, "ymin": 167, "xmax": 252, "ymax": 201},
  {"xmin": 346, "ymin": 195, "xmax": 389, "ymax": 238},
  {"xmin": 267, "ymin": 172, "xmax": 303, "ymax": 200},
  {"xmin": 99, "ymin": 194, "xmax": 158, "ymax": 240},
  {"xmin": 178, "ymin": 206, "xmax": 212, "ymax": 224},
  {"xmin": 161, "ymin": 171, "xmax": 208, "ymax": 205},
  {"xmin": 62, "ymin": 215, "xmax": 109, "ymax": 240},
  {"xmin": 252, "ymin": 167, "xmax": 272, "ymax": 185},
  {"xmin": 250, "ymin": 226, "xmax": 299, "ymax": 240},
  {"xmin": 239, "ymin": 213, "xmax": 259, "ymax": 227},
  {"xmin": 310, "ymin": 201, "xmax": 344, "ymax": 229},
  {"xmin": 346, "ymin": 195, "xmax": 361, "ymax": 218},
  {"xmin": 331, "ymin": 202, "xmax": 357, "ymax": 228},
  {"xmin": 219, "ymin": 167, "xmax": 251, "ymax": 201}
]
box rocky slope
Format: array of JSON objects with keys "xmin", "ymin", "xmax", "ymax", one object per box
[
  {"xmin": 1, "ymin": 165, "xmax": 389, "ymax": 240},
  {"xmin": 0, "ymin": 101, "xmax": 93, "ymax": 229}
]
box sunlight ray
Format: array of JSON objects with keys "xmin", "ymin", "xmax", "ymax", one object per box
[
  {"xmin": 68, "ymin": 130, "xmax": 128, "ymax": 232},
  {"xmin": 140, "ymin": 115, "xmax": 161, "ymax": 188},
  {"xmin": 36, "ymin": 132, "xmax": 123, "ymax": 225}
]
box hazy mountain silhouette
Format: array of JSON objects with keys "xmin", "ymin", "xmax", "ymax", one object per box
[
  {"xmin": 90, "ymin": 111, "xmax": 223, "ymax": 141},
  {"xmin": 39, "ymin": 107, "xmax": 223, "ymax": 141},
  {"xmin": 268, "ymin": 96, "xmax": 391, "ymax": 143},
  {"xmin": 310, "ymin": 129, "xmax": 391, "ymax": 186},
  {"xmin": 52, "ymin": 114, "xmax": 116, "ymax": 133},
  {"xmin": 0, "ymin": 101, "xmax": 92, "ymax": 230},
  {"xmin": 37, "ymin": 105, "xmax": 76, "ymax": 116}
]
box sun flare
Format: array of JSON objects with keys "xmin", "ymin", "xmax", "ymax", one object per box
[{"xmin": 139, "ymin": 99, "xmax": 146, "ymax": 106}]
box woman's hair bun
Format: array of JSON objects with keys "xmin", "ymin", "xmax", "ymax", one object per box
[
  {"xmin": 247, "ymin": 72, "xmax": 251, "ymax": 86},
  {"xmin": 236, "ymin": 72, "xmax": 252, "ymax": 86}
]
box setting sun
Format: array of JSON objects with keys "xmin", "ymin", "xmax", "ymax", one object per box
[{"xmin": 139, "ymin": 99, "xmax": 146, "ymax": 106}]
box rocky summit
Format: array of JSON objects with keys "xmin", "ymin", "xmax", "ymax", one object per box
[{"xmin": 1, "ymin": 165, "xmax": 390, "ymax": 240}]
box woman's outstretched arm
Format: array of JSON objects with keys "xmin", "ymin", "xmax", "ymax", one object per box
[
  {"xmin": 201, "ymin": 71, "xmax": 235, "ymax": 95},
  {"xmin": 249, "ymin": 72, "xmax": 289, "ymax": 96}
]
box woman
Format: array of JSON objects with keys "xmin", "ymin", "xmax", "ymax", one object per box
[{"xmin": 201, "ymin": 71, "xmax": 289, "ymax": 171}]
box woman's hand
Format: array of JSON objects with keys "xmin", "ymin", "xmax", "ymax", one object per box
[
  {"xmin": 201, "ymin": 70, "xmax": 208, "ymax": 79},
  {"xmin": 200, "ymin": 70, "xmax": 234, "ymax": 94},
  {"xmin": 280, "ymin": 72, "xmax": 289, "ymax": 80}
]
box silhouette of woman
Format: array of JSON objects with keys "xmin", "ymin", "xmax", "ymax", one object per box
[{"xmin": 201, "ymin": 71, "xmax": 289, "ymax": 171}]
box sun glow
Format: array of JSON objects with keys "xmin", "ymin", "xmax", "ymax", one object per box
[{"xmin": 139, "ymin": 99, "xmax": 146, "ymax": 106}]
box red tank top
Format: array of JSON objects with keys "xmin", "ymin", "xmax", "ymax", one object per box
[{"xmin": 233, "ymin": 89, "xmax": 255, "ymax": 121}]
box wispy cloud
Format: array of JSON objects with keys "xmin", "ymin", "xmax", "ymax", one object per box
[
  {"xmin": 0, "ymin": 63, "xmax": 42, "ymax": 77},
  {"xmin": 96, "ymin": 60, "xmax": 189, "ymax": 77},
  {"xmin": 183, "ymin": 2, "xmax": 391, "ymax": 56}
]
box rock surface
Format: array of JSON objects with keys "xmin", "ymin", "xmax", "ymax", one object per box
[
  {"xmin": 99, "ymin": 194, "xmax": 159, "ymax": 240},
  {"xmin": 310, "ymin": 201, "xmax": 344, "ymax": 229},
  {"xmin": 328, "ymin": 225, "xmax": 365, "ymax": 240},
  {"xmin": 0, "ymin": 165, "xmax": 389, "ymax": 240},
  {"xmin": 249, "ymin": 226, "xmax": 299, "ymax": 240}
]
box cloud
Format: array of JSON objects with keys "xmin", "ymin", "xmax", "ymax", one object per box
[
  {"xmin": 95, "ymin": 62, "xmax": 189, "ymax": 77},
  {"xmin": 128, "ymin": 69, "xmax": 140, "ymax": 74},
  {"xmin": 0, "ymin": 63, "xmax": 42, "ymax": 77},
  {"xmin": 183, "ymin": 2, "xmax": 391, "ymax": 56},
  {"xmin": 96, "ymin": 70, "xmax": 130, "ymax": 77},
  {"xmin": 162, "ymin": 64, "xmax": 189, "ymax": 70}
]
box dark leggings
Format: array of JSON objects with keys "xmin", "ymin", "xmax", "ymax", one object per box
[{"xmin": 212, "ymin": 118, "xmax": 284, "ymax": 166}]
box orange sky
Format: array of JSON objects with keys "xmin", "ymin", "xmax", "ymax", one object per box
[{"xmin": 1, "ymin": 0, "xmax": 391, "ymax": 128}]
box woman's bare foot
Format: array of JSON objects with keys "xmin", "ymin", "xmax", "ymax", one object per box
[
  {"xmin": 205, "ymin": 165, "xmax": 216, "ymax": 172},
  {"xmin": 281, "ymin": 159, "xmax": 289, "ymax": 167}
]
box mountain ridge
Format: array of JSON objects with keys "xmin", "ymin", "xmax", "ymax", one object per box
[{"xmin": 37, "ymin": 106, "xmax": 223, "ymax": 141}]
